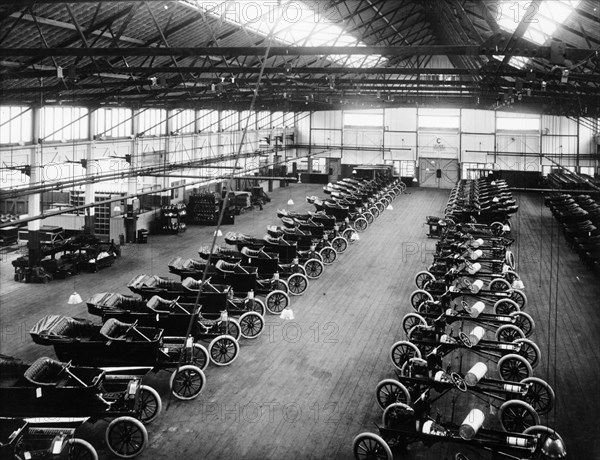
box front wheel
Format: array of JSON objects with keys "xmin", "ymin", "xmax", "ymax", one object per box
[
  {"xmin": 238, "ymin": 311, "xmax": 265, "ymax": 339},
  {"xmin": 331, "ymin": 236, "xmax": 348, "ymax": 253},
  {"xmin": 498, "ymin": 400, "xmax": 540, "ymax": 432},
  {"xmin": 265, "ymin": 290, "xmax": 290, "ymax": 314},
  {"xmin": 402, "ymin": 313, "xmax": 427, "ymax": 337},
  {"xmin": 208, "ymin": 335, "xmax": 239, "ymax": 366},
  {"xmin": 244, "ymin": 297, "xmax": 266, "ymax": 316},
  {"xmin": 510, "ymin": 311, "xmax": 535, "ymax": 337},
  {"xmin": 65, "ymin": 438, "xmax": 98, "ymax": 460},
  {"xmin": 493, "ymin": 299, "xmax": 520, "ymax": 315},
  {"xmin": 489, "ymin": 278, "xmax": 511, "ymax": 292},
  {"xmin": 320, "ymin": 246, "xmax": 337, "ymax": 265},
  {"xmin": 304, "ymin": 258, "xmax": 324, "ymax": 279},
  {"xmin": 375, "ymin": 379, "xmax": 411, "ymax": 410},
  {"xmin": 513, "ymin": 338, "xmax": 541, "ymax": 368},
  {"xmin": 410, "ymin": 289, "xmax": 434, "ymax": 310},
  {"xmin": 287, "ymin": 273, "xmax": 309, "ymax": 296},
  {"xmin": 169, "ymin": 365, "xmax": 205, "ymax": 400},
  {"xmin": 497, "ymin": 353, "xmax": 533, "ymax": 382},
  {"xmin": 105, "ymin": 416, "xmax": 148, "ymax": 458},
  {"xmin": 352, "ymin": 433, "xmax": 392, "ymax": 460},
  {"xmin": 521, "ymin": 377, "xmax": 555, "ymax": 415},
  {"xmin": 353, "ymin": 217, "xmax": 368, "ymax": 233},
  {"xmin": 390, "ymin": 341, "xmax": 422, "ymax": 370},
  {"xmin": 137, "ymin": 385, "xmax": 162, "ymax": 424},
  {"xmin": 414, "ymin": 271, "xmax": 435, "ymax": 289},
  {"xmin": 495, "ymin": 324, "xmax": 526, "ymax": 343}
]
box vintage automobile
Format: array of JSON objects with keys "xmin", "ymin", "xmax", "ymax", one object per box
[{"xmin": 0, "ymin": 355, "xmax": 155, "ymax": 458}]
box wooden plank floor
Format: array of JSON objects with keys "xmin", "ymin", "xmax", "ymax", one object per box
[{"xmin": 1, "ymin": 185, "xmax": 598, "ymax": 459}]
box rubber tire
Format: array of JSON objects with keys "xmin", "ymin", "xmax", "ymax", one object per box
[
  {"xmin": 225, "ymin": 318, "xmax": 242, "ymax": 341},
  {"xmin": 520, "ymin": 377, "xmax": 555, "ymax": 415},
  {"xmin": 304, "ymin": 258, "xmax": 324, "ymax": 279},
  {"xmin": 169, "ymin": 365, "xmax": 205, "ymax": 400},
  {"xmin": 498, "ymin": 399, "xmax": 540, "ymax": 432},
  {"xmin": 509, "ymin": 311, "xmax": 535, "ymax": 337},
  {"xmin": 493, "ymin": 299, "xmax": 521, "ymax": 315},
  {"xmin": 137, "ymin": 384, "xmax": 162, "ymax": 424},
  {"xmin": 105, "ymin": 416, "xmax": 148, "ymax": 458},
  {"xmin": 352, "ymin": 432, "xmax": 393, "ymax": 460},
  {"xmin": 320, "ymin": 246, "xmax": 337, "ymax": 265},
  {"xmin": 390, "ymin": 341, "xmax": 422, "ymax": 370},
  {"xmin": 402, "ymin": 313, "xmax": 428, "ymax": 337},
  {"xmin": 513, "ymin": 338, "xmax": 541, "ymax": 368},
  {"xmin": 238, "ymin": 311, "xmax": 265, "ymax": 339},
  {"xmin": 245, "ymin": 297, "xmax": 266, "ymax": 316},
  {"xmin": 410, "ymin": 289, "xmax": 434, "ymax": 310},
  {"xmin": 208, "ymin": 335, "xmax": 239, "ymax": 366},
  {"xmin": 414, "ymin": 271, "xmax": 435, "ymax": 289},
  {"xmin": 375, "ymin": 379, "xmax": 411, "ymax": 410},
  {"xmin": 265, "ymin": 290, "xmax": 290, "ymax": 314},
  {"xmin": 489, "ymin": 278, "xmax": 511, "ymax": 292},
  {"xmin": 331, "ymin": 236, "xmax": 348, "ymax": 253},
  {"xmin": 495, "ymin": 324, "xmax": 526, "ymax": 342},
  {"xmin": 497, "ymin": 353, "xmax": 533, "ymax": 382},
  {"xmin": 64, "ymin": 438, "xmax": 98, "ymax": 460},
  {"xmin": 287, "ymin": 273, "xmax": 309, "ymax": 296}
]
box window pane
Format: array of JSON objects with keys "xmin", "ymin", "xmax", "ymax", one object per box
[
  {"xmin": 497, "ymin": 116, "xmax": 540, "ymax": 131},
  {"xmin": 344, "ymin": 110, "xmax": 383, "ymax": 128}
]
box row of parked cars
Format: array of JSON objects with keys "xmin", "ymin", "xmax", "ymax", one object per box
[
  {"xmin": 353, "ymin": 178, "xmax": 566, "ymax": 460},
  {"xmin": 0, "ymin": 175, "xmax": 405, "ymax": 459}
]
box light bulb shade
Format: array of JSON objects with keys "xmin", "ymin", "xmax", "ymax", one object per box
[
  {"xmin": 386, "ymin": 204, "xmax": 393, "ymax": 210},
  {"xmin": 113, "ymin": 205, "xmax": 122, "ymax": 212},
  {"xmin": 541, "ymin": 436, "xmax": 567, "ymax": 458},
  {"xmin": 412, "ymin": 177, "xmax": 418, "ymax": 183},
  {"xmin": 287, "ymin": 199, "xmax": 295, "ymax": 205},
  {"xmin": 214, "ymin": 229, "xmax": 223, "ymax": 237},
  {"xmin": 279, "ymin": 308, "xmax": 294, "ymax": 320},
  {"xmin": 68, "ymin": 292, "xmax": 83, "ymax": 304}
]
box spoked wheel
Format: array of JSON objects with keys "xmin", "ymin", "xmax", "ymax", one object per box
[
  {"xmin": 244, "ymin": 297, "xmax": 266, "ymax": 316},
  {"xmin": 225, "ymin": 318, "xmax": 242, "ymax": 341},
  {"xmin": 369, "ymin": 207, "xmax": 380, "ymax": 218},
  {"xmin": 489, "ymin": 278, "xmax": 511, "ymax": 291},
  {"xmin": 352, "ymin": 433, "xmax": 392, "ymax": 460},
  {"xmin": 182, "ymin": 343, "xmax": 209, "ymax": 371},
  {"xmin": 513, "ymin": 338, "xmax": 541, "ymax": 368},
  {"xmin": 353, "ymin": 217, "xmax": 368, "ymax": 232},
  {"xmin": 331, "ymin": 236, "xmax": 348, "ymax": 253},
  {"xmin": 64, "ymin": 438, "xmax": 98, "ymax": 460},
  {"xmin": 414, "ymin": 271, "xmax": 435, "ymax": 289},
  {"xmin": 401, "ymin": 313, "xmax": 427, "ymax": 336},
  {"xmin": 105, "ymin": 416, "xmax": 148, "ymax": 458},
  {"xmin": 342, "ymin": 228, "xmax": 358, "ymax": 242},
  {"xmin": 510, "ymin": 289, "xmax": 527, "ymax": 309},
  {"xmin": 137, "ymin": 385, "xmax": 162, "ymax": 424},
  {"xmin": 320, "ymin": 246, "xmax": 337, "ymax": 264},
  {"xmin": 497, "ymin": 353, "xmax": 533, "ymax": 382},
  {"xmin": 493, "ymin": 299, "xmax": 521, "ymax": 315},
  {"xmin": 510, "ymin": 311, "xmax": 535, "ymax": 337},
  {"xmin": 410, "ymin": 289, "xmax": 434, "ymax": 310},
  {"xmin": 390, "ymin": 341, "xmax": 422, "ymax": 370},
  {"xmin": 495, "ymin": 324, "xmax": 526, "ymax": 342},
  {"xmin": 382, "ymin": 402, "xmax": 414, "ymax": 428},
  {"xmin": 304, "ymin": 258, "xmax": 325, "ymax": 279},
  {"xmin": 265, "ymin": 290, "xmax": 290, "ymax": 314},
  {"xmin": 287, "ymin": 273, "xmax": 309, "ymax": 296},
  {"xmin": 375, "ymin": 379, "xmax": 411, "ymax": 410},
  {"xmin": 238, "ymin": 311, "xmax": 265, "ymax": 339},
  {"xmin": 498, "ymin": 400, "xmax": 540, "ymax": 432},
  {"xmin": 491, "ymin": 221, "xmax": 504, "ymax": 236},
  {"xmin": 208, "ymin": 335, "xmax": 239, "ymax": 366},
  {"xmin": 169, "ymin": 365, "xmax": 205, "ymax": 400},
  {"xmin": 376, "ymin": 202, "xmax": 385, "ymax": 213},
  {"xmin": 363, "ymin": 212, "xmax": 374, "ymax": 225},
  {"xmin": 520, "ymin": 377, "xmax": 555, "ymax": 415},
  {"xmin": 272, "ymin": 279, "xmax": 289, "ymax": 293}
]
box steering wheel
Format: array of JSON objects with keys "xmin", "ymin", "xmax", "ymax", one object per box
[
  {"xmin": 462, "ymin": 277, "xmax": 472, "ymax": 288},
  {"xmin": 458, "ymin": 331, "xmax": 473, "ymax": 348},
  {"xmin": 451, "ymin": 373, "xmax": 467, "ymax": 392},
  {"xmin": 460, "ymin": 300, "xmax": 470, "ymax": 312}
]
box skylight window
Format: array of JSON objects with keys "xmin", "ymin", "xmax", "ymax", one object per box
[
  {"xmin": 186, "ymin": 1, "xmax": 385, "ymax": 68},
  {"xmin": 494, "ymin": 0, "xmax": 580, "ymax": 68}
]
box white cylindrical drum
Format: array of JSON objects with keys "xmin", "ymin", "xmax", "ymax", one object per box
[
  {"xmin": 470, "ymin": 249, "xmax": 484, "ymax": 260},
  {"xmin": 248, "ymin": 290, "xmax": 254, "ymax": 299},
  {"xmin": 503, "ymin": 383, "xmax": 521, "ymax": 393},
  {"xmin": 507, "ymin": 436, "xmax": 528, "ymax": 447},
  {"xmin": 466, "ymin": 301, "xmax": 485, "ymax": 318},
  {"xmin": 469, "ymin": 279, "xmax": 484, "ymax": 294},
  {"xmin": 422, "ymin": 420, "xmax": 434, "ymax": 434},
  {"xmin": 467, "ymin": 326, "xmax": 486, "ymax": 346},
  {"xmin": 471, "ymin": 238, "xmax": 484, "ymax": 248},
  {"xmin": 466, "ymin": 263, "xmax": 481, "ymax": 275},
  {"xmin": 459, "ymin": 409, "xmax": 485, "ymax": 440},
  {"xmin": 465, "ymin": 362, "xmax": 488, "ymax": 387}
]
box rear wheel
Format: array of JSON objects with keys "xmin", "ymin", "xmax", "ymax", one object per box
[
  {"xmin": 238, "ymin": 312, "xmax": 265, "ymax": 339},
  {"xmin": 510, "ymin": 311, "xmax": 535, "ymax": 337},
  {"xmin": 513, "ymin": 338, "xmax": 541, "ymax": 368},
  {"xmin": 363, "ymin": 212, "xmax": 374, "ymax": 225},
  {"xmin": 496, "ymin": 324, "xmax": 526, "ymax": 342},
  {"xmin": 410, "ymin": 289, "xmax": 434, "ymax": 310},
  {"xmin": 415, "ymin": 271, "xmax": 435, "ymax": 289},
  {"xmin": 493, "ymin": 299, "xmax": 521, "ymax": 315},
  {"xmin": 170, "ymin": 365, "xmax": 205, "ymax": 400},
  {"xmin": 510, "ymin": 289, "xmax": 527, "ymax": 309},
  {"xmin": 402, "ymin": 313, "xmax": 427, "ymax": 336},
  {"xmin": 489, "ymin": 278, "xmax": 511, "ymax": 292},
  {"xmin": 105, "ymin": 416, "xmax": 148, "ymax": 458}
]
